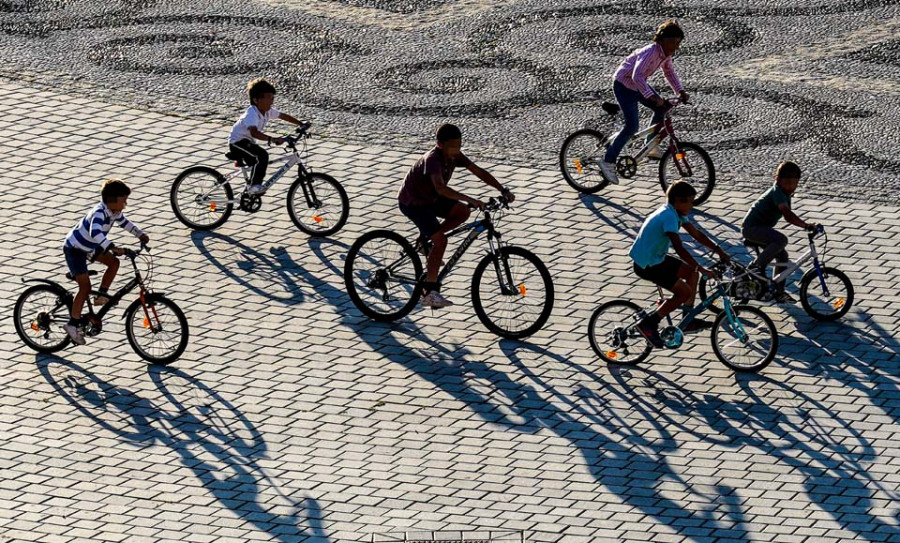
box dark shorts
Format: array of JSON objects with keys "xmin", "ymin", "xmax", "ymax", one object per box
[
  {"xmin": 63, "ymin": 247, "xmax": 90, "ymax": 277},
  {"xmin": 399, "ymin": 197, "xmax": 459, "ymax": 239},
  {"xmin": 634, "ymin": 255, "xmax": 684, "ymax": 290}
]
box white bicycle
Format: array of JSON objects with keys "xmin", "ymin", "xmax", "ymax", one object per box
[{"xmin": 170, "ymin": 123, "xmax": 349, "ymax": 236}]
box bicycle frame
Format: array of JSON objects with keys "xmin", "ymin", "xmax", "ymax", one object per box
[
  {"xmin": 737, "ymin": 231, "xmax": 830, "ymax": 296},
  {"xmin": 212, "ymin": 151, "xmax": 305, "ymax": 205}
]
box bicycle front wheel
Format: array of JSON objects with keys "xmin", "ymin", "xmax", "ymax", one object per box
[
  {"xmin": 124, "ymin": 294, "xmax": 189, "ymax": 365},
  {"xmin": 344, "ymin": 230, "xmax": 423, "ymax": 322},
  {"xmin": 471, "ymin": 247, "xmax": 553, "ymax": 339},
  {"xmin": 711, "ymin": 304, "xmax": 778, "ymax": 372},
  {"xmin": 798, "ymin": 266, "xmax": 854, "ymax": 321},
  {"xmin": 658, "ymin": 142, "xmax": 715, "ymax": 206},
  {"xmin": 559, "ymin": 129, "xmax": 610, "ymax": 194},
  {"xmin": 171, "ymin": 166, "xmax": 234, "ymax": 230},
  {"xmin": 588, "ymin": 300, "xmax": 652, "ymax": 365},
  {"xmin": 287, "ymin": 173, "xmax": 350, "ymax": 237},
  {"xmin": 14, "ymin": 284, "xmax": 72, "ymax": 353}
]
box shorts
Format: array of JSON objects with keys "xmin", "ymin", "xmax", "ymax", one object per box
[
  {"xmin": 634, "ymin": 255, "xmax": 684, "ymax": 290},
  {"xmin": 63, "ymin": 247, "xmax": 90, "ymax": 277},
  {"xmin": 399, "ymin": 197, "xmax": 459, "ymax": 239}
]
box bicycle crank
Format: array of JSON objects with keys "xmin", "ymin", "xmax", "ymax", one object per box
[
  {"xmin": 240, "ymin": 193, "xmax": 263, "ymax": 213},
  {"xmin": 617, "ymin": 156, "xmax": 638, "ymax": 179}
]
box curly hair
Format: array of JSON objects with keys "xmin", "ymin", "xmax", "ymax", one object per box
[
  {"xmin": 653, "ymin": 19, "xmax": 685, "ymax": 43},
  {"xmin": 247, "ymin": 78, "xmax": 276, "ymax": 102},
  {"xmin": 100, "ymin": 179, "xmax": 131, "ymax": 203}
]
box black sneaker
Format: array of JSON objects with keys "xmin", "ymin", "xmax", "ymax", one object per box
[
  {"xmin": 774, "ymin": 291, "xmax": 796, "ymax": 304},
  {"xmin": 636, "ymin": 319, "xmax": 664, "ymax": 348},
  {"xmin": 683, "ymin": 318, "xmax": 714, "ymax": 333}
]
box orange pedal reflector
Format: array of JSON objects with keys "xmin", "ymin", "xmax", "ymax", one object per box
[
  {"xmin": 606, "ymin": 351, "xmax": 618, "ymax": 360},
  {"xmin": 313, "ymin": 215, "xmax": 323, "ymax": 223},
  {"xmin": 31, "ymin": 322, "xmax": 40, "ymax": 332},
  {"xmin": 518, "ymin": 284, "xmax": 527, "ymax": 296},
  {"xmin": 143, "ymin": 317, "xmax": 150, "ymax": 328},
  {"xmin": 833, "ymin": 298, "xmax": 845, "ymax": 309},
  {"xmin": 210, "ymin": 202, "xmax": 217, "ymax": 211},
  {"xmin": 574, "ymin": 158, "xmax": 583, "ymax": 174},
  {"xmin": 675, "ymin": 153, "xmax": 685, "ymax": 160}
]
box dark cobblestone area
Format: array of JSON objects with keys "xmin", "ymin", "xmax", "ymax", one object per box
[{"xmin": 0, "ymin": 0, "xmax": 898, "ymax": 203}]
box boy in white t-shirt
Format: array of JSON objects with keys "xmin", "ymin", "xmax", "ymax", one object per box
[{"xmin": 229, "ymin": 78, "xmax": 305, "ymax": 195}]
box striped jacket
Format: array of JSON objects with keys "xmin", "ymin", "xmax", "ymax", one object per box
[
  {"xmin": 614, "ymin": 42, "xmax": 684, "ymax": 99},
  {"xmin": 63, "ymin": 202, "xmax": 144, "ymax": 253}
]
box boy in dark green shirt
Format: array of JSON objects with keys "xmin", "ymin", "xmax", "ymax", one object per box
[{"xmin": 741, "ymin": 161, "xmax": 818, "ymax": 302}]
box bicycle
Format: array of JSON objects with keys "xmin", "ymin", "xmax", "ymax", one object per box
[
  {"xmin": 698, "ymin": 225, "xmax": 854, "ymax": 321},
  {"xmin": 13, "ymin": 245, "xmax": 189, "ymax": 365},
  {"xmin": 559, "ymin": 97, "xmax": 715, "ymax": 205},
  {"xmin": 343, "ymin": 196, "xmax": 554, "ymax": 339},
  {"xmin": 588, "ymin": 262, "xmax": 779, "ymax": 372},
  {"xmin": 170, "ymin": 123, "xmax": 350, "ymax": 236}
]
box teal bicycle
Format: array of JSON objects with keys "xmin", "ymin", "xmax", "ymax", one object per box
[{"xmin": 588, "ymin": 261, "xmax": 779, "ymax": 372}]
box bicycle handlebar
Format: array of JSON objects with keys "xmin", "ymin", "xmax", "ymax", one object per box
[
  {"xmin": 281, "ymin": 122, "xmax": 312, "ymax": 148},
  {"xmin": 468, "ymin": 195, "xmax": 511, "ymax": 212}
]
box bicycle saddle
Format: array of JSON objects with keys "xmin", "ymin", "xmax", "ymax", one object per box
[
  {"xmin": 225, "ymin": 151, "xmax": 254, "ymax": 167},
  {"xmin": 602, "ymin": 102, "xmax": 621, "ymax": 116}
]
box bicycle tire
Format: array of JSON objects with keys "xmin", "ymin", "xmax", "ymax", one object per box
[
  {"xmin": 658, "ymin": 141, "xmax": 715, "ymax": 206},
  {"xmin": 588, "ymin": 300, "xmax": 652, "ymax": 365},
  {"xmin": 14, "ymin": 284, "xmax": 73, "ymax": 353},
  {"xmin": 711, "ymin": 304, "xmax": 778, "ymax": 372},
  {"xmin": 286, "ymin": 172, "xmax": 350, "ymax": 237},
  {"xmin": 124, "ymin": 294, "xmax": 189, "ymax": 365},
  {"xmin": 798, "ymin": 266, "xmax": 854, "ymax": 321},
  {"xmin": 471, "ymin": 246, "xmax": 554, "ymax": 339},
  {"xmin": 559, "ymin": 128, "xmax": 610, "ymax": 194},
  {"xmin": 171, "ymin": 166, "xmax": 234, "ymax": 231},
  {"xmin": 344, "ymin": 230, "xmax": 423, "ymax": 322}
]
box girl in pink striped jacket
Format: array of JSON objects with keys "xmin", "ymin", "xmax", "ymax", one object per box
[{"xmin": 600, "ymin": 20, "xmax": 691, "ymax": 185}]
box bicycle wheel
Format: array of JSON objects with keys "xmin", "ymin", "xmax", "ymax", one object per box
[
  {"xmin": 344, "ymin": 230, "xmax": 423, "ymax": 322},
  {"xmin": 798, "ymin": 266, "xmax": 854, "ymax": 321},
  {"xmin": 658, "ymin": 141, "xmax": 715, "ymax": 206},
  {"xmin": 171, "ymin": 166, "xmax": 234, "ymax": 230},
  {"xmin": 287, "ymin": 173, "xmax": 350, "ymax": 237},
  {"xmin": 559, "ymin": 129, "xmax": 610, "ymax": 194},
  {"xmin": 587, "ymin": 300, "xmax": 652, "ymax": 365},
  {"xmin": 13, "ymin": 284, "xmax": 72, "ymax": 353},
  {"xmin": 124, "ymin": 294, "xmax": 189, "ymax": 365},
  {"xmin": 711, "ymin": 304, "xmax": 778, "ymax": 372},
  {"xmin": 471, "ymin": 247, "xmax": 554, "ymax": 339}
]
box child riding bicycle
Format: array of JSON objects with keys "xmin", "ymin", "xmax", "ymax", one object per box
[
  {"xmin": 229, "ymin": 78, "xmax": 306, "ymax": 195},
  {"xmin": 62, "ymin": 179, "xmax": 150, "ymax": 345},
  {"xmin": 631, "ymin": 180, "xmax": 730, "ymax": 348},
  {"xmin": 397, "ymin": 123, "xmax": 514, "ymax": 309},
  {"xmin": 741, "ymin": 160, "xmax": 819, "ymax": 303},
  {"xmin": 600, "ymin": 19, "xmax": 691, "ymax": 185}
]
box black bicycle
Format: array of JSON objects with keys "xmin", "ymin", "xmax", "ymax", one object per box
[
  {"xmin": 13, "ymin": 245, "xmax": 189, "ymax": 365},
  {"xmin": 171, "ymin": 123, "xmax": 350, "ymax": 236},
  {"xmin": 344, "ymin": 196, "xmax": 554, "ymax": 339}
]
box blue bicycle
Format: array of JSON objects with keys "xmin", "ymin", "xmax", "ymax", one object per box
[{"xmin": 588, "ymin": 261, "xmax": 779, "ymax": 372}]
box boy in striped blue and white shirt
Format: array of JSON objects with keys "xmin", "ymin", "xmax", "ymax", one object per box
[{"xmin": 63, "ymin": 179, "xmax": 149, "ymax": 345}]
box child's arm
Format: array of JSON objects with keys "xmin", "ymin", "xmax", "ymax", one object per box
[
  {"xmin": 683, "ymin": 223, "xmax": 730, "ymax": 261},
  {"xmin": 661, "ymin": 57, "xmax": 688, "ymax": 102},
  {"xmin": 778, "ymin": 203, "xmax": 817, "ymax": 231},
  {"xmin": 278, "ymin": 112, "xmax": 305, "ymax": 126},
  {"xmin": 115, "ymin": 214, "xmax": 150, "ymax": 244},
  {"xmin": 666, "ymin": 232, "xmax": 711, "ymax": 276},
  {"xmin": 465, "ymin": 162, "xmax": 515, "ymax": 203}
]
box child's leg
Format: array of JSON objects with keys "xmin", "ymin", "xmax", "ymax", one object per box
[
  {"xmin": 71, "ymin": 274, "xmax": 90, "ymax": 320},
  {"xmin": 743, "ymin": 226, "xmax": 788, "ymax": 271},
  {"xmin": 93, "ymin": 253, "xmax": 120, "ymax": 301},
  {"xmin": 640, "ymin": 96, "xmax": 669, "ymax": 143},
  {"xmin": 604, "ymin": 82, "xmax": 642, "ymax": 163},
  {"xmin": 231, "ymin": 140, "xmax": 269, "ymax": 185}
]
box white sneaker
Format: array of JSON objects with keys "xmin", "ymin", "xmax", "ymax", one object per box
[
  {"xmin": 247, "ymin": 185, "xmax": 265, "ymax": 195},
  {"xmin": 598, "ymin": 161, "xmax": 620, "ymax": 185},
  {"xmin": 64, "ymin": 323, "xmax": 86, "ymax": 345},
  {"xmin": 646, "ymin": 142, "xmax": 664, "ymax": 160},
  {"xmin": 420, "ymin": 291, "xmax": 454, "ymax": 309}
]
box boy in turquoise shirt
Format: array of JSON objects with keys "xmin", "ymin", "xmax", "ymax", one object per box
[
  {"xmin": 631, "ymin": 180, "xmax": 730, "ymax": 347},
  {"xmin": 741, "ymin": 161, "xmax": 818, "ymax": 302}
]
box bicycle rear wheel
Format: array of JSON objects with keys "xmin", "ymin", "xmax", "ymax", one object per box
[
  {"xmin": 171, "ymin": 166, "xmax": 234, "ymax": 230},
  {"xmin": 344, "ymin": 230, "xmax": 423, "ymax": 322},
  {"xmin": 471, "ymin": 247, "xmax": 553, "ymax": 339},
  {"xmin": 124, "ymin": 294, "xmax": 189, "ymax": 365},
  {"xmin": 798, "ymin": 266, "xmax": 853, "ymax": 321},
  {"xmin": 658, "ymin": 142, "xmax": 715, "ymax": 206},
  {"xmin": 559, "ymin": 129, "xmax": 610, "ymax": 194},
  {"xmin": 588, "ymin": 300, "xmax": 652, "ymax": 365},
  {"xmin": 14, "ymin": 284, "xmax": 72, "ymax": 353},
  {"xmin": 711, "ymin": 305, "xmax": 777, "ymax": 372},
  {"xmin": 287, "ymin": 173, "xmax": 350, "ymax": 237}
]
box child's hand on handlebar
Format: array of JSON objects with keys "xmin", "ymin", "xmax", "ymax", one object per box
[
  {"xmin": 679, "ymin": 91, "xmax": 691, "ymax": 104},
  {"xmin": 273, "ymin": 137, "xmax": 286, "ymax": 145},
  {"xmin": 650, "ymin": 95, "xmax": 665, "ymax": 107},
  {"xmin": 139, "ymin": 234, "xmax": 150, "ymax": 245},
  {"xmin": 468, "ymin": 197, "xmax": 486, "ymax": 210}
]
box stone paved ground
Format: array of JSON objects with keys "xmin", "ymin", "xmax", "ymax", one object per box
[{"xmin": 2, "ymin": 78, "xmax": 899, "ymax": 543}]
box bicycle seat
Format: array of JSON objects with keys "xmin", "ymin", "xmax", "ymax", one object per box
[
  {"xmin": 225, "ymin": 151, "xmax": 254, "ymax": 167},
  {"xmin": 65, "ymin": 270, "xmax": 98, "ymax": 280},
  {"xmin": 602, "ymin": 102, "xmax": 621, "ymax": 116}
]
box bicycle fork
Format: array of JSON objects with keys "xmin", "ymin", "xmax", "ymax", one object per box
[{"xmin": 487, "ymin": 237, "xmax": 519, "ymax": 296}]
